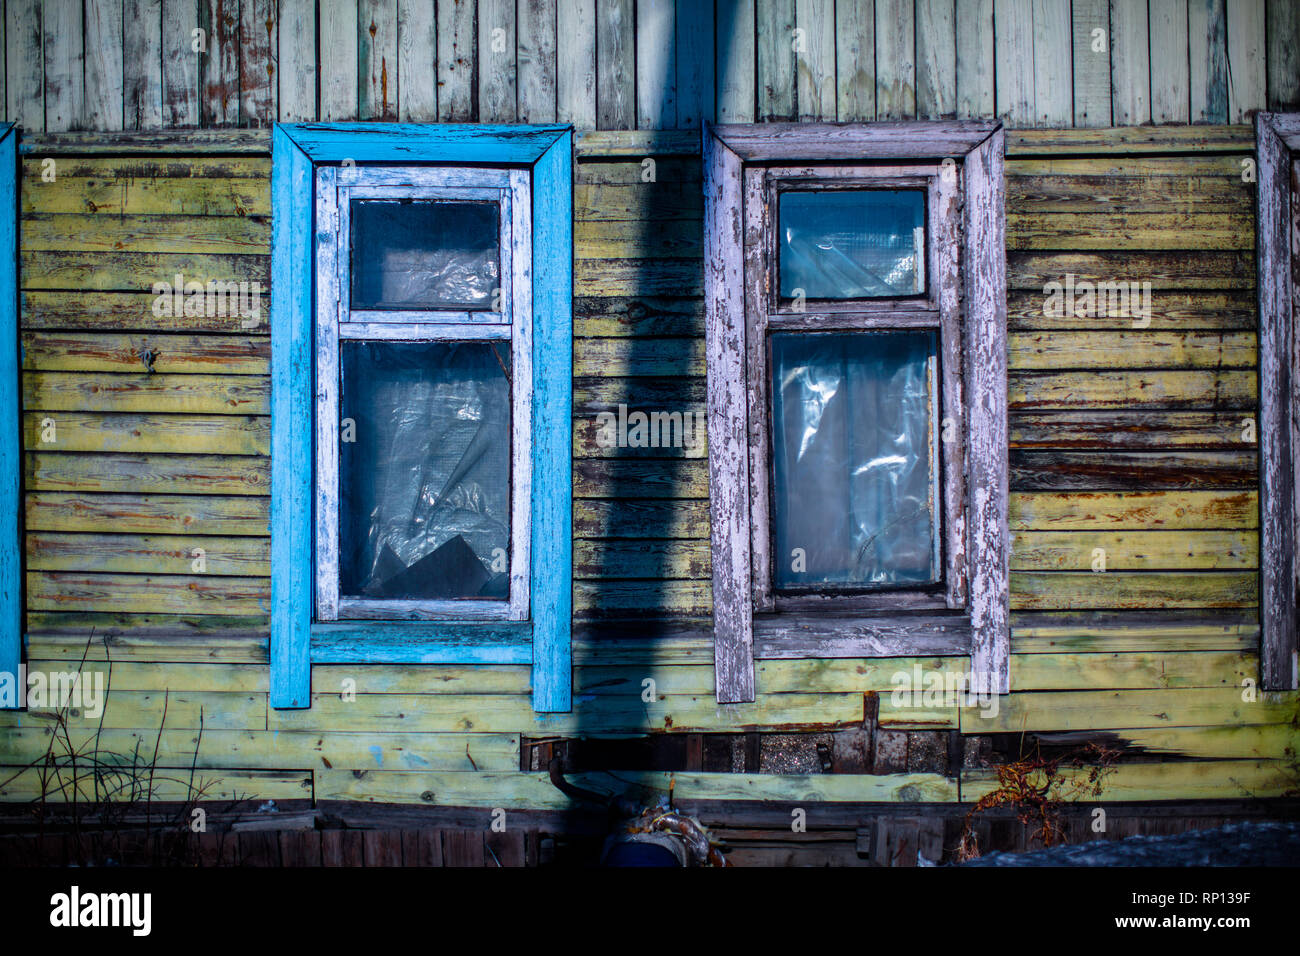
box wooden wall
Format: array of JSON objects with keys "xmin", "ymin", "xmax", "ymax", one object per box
[
  {"xmin": 3, "ymin": 124, "xmax": 1296, "ymax": 808},
  {"xmin": 3, "ymin": 0, "xmax": 1300, "ymax": 133}
]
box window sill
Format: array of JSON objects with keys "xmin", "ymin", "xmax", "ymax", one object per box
[
  {"xmin": 310, "ymin": 620, "xmax": 532, "ymax": 664},
  {"xmin": 753, "ymin": 611, "xmax": 971, "ymax": 659}
]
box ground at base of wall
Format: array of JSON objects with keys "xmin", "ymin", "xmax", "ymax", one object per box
[
  {"xmin": 1, "ymin": 800, "xmax": 1296, "ymax": 867},
  {"xmin": 962, "ymin": 820, "xmax": 1300, "ymax": 866}
]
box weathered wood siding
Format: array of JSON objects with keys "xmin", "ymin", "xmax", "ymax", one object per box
[
  {"xmin": 4, "ymin": 0, "xmax": 1300, "ymax": 132},
  {"xmin": 5, "ymin": 124, "xmax": 1296, "ymax": 806}
]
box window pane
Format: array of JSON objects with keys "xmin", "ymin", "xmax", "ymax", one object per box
[
  {"xmin": 350, "ymin": 200, "xmax": 500, "ymax": 311},
  {"xmin": 778, "ymin": 190, "xmax": 926, "ymax": 299},
  {"xmin": 769, "ymin": 330, "xmax": 939, "ymax": 590},
  {"xmin": 339, "ymin": 340, "xmax": 511, "ymax": 601}
]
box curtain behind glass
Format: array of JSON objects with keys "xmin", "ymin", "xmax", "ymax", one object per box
[
  {"xmin": 339, "ymin": 340, "xmax": 512, "ymax": 601},
  {"xmin": 770, "ymin": 330, "xmax": 938, "ymax": 590}
]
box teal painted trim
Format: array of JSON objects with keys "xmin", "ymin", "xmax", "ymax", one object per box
[
  {"xmin": 280, "ymin": 123, "xmax": 567, "ymax": 165},
  {"xmin": 269, "ymin": 123, "xmax": 574, "ymax": 712},
  {"xmin": 0, "ymin": 126, "xmax": 19, "ymax": 709},
  {"xmin": 311, "ymin": 622, "xmax": 533, "ymax": 664},
  {"xmin": 529, "ymin": 132, "xmax": 574, "ymax": 713},
  {"xmin": 269, "ymin": 126, "xmax": 314, "ymax": 709}
]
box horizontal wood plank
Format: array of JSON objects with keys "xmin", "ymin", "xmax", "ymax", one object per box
[
  {"xmin": 1010, "ymin": 571, "xmax": 1258, "ymax": 610},
  {"xmin": 25, "ymin": 452, "xmax": 268, "ymax": 494},
  {"xmin": 26, "ymin": 492, "xmax": 269, "ymax": 535}
]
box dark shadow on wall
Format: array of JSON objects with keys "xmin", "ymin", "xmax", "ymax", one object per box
[{"xmin": 547, "ymin": 0, "xmax": 749, "ymax": 865}]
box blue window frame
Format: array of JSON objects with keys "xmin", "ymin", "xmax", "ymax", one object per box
[
  {"xmin": 270, "ymin": 124, "xmax": 573, "ymax": 713},
  {"xmin": 0, "ymin": 124, "xmax": 16, "ymax": 709}
]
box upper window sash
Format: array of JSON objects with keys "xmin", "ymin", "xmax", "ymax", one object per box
[
  {"xmin": 341, "ymin": 191, "xmax": 512, "ymax": 324},
  {"xmin": 761, "ymin": 164, "xmax": 951, "ymax": 318}
]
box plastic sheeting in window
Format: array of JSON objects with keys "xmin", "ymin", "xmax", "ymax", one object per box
[
  {"xmin": 769, "ymin": 330, "xmax": 939, "ymax": 591},
  {"xmin": 778, "ymin": 189, "xmax": 926, "ymax": 299},
  {"xmin": 350, "ymin": 200, "xmax": 500, "ymax": 311},
  {"xmin": 338, "ymin": 340, "xmax": 512, "ymax": 601}
]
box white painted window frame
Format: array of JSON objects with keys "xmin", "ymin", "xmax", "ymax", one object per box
[{"xmin": 313, "ymin": 164, "xmax": 533, "ymax": 623}]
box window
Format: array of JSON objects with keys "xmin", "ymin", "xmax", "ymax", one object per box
[
  {"xmin": 703, "ymin": 122, "xmax": 1009, "ymax": 704},
  {"xmin": 313, "ymin": 166, "xmax": 532, "ymax": 624},
  {"xmin": 1256, "ymin": 112, "xmax": 1300, "ymax": 691},
  {"xmin": 270, "ymin": 125, "xmax": 573, "ymax": 712}
]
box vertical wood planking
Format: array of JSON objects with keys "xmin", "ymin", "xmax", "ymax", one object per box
[
  {"xmin": 955, "ymin": 0, "xmax": 993, "ymax": 119},
  {"xmin": 398, "ymin": 0, "xmax": 437, "ymax": 121},
  {"xmin": 875, "ymin": 0, "xmax": 916, "ymax": 119},
  {"xmin": 479, "ymin": 0, "xmax": 517, "ymax": 121},
  {"xmin": 1030, "ymin": 0, "xmax": 1071, "ymax": 126},
  {"xmin": 162, "ymin": 0, "xmax": 200, "ymax": 126},
  {"xmin": 321, "ymin": 0, "xmax": 360, "ymax": 120},
  {"xmin": 795, "ymin": 0, "xmax": 835, "ymax": 121},
  {"xmin": 201, "ymin": 0, "xmax": 241, "ymax": 125},
  {"xmin": 835, "ymin": 0, "xmax": 874, "ymax": 121},
  {"xmin": 916, "ymin": 0, "xmax": 956, "ymax": 120},
  {"xmin": 359, "ymin": 0, "xmax": 398, "ymax": 120},
  {"xmin": 1265, "ymin": 0, "xmax": 1300, "ymax": 110},
  {"xmin": 437, "ymin": 0, "xmax": 476, "ymax": 122},
  {"xmin": 241, "ymin": 0, "xmax": 278, "ymax": 125},
  {"xmin": 635, "ymin": 0, "xmax": 675, "ymax": 128},
  {"xmin": 124, "ymin": 0, "xmax": 164, "ymax": 129},
  {"xmin": 1188, "ymin": 0, "xmax": 1227, "ymax": 122},
  {"xmin": 279, "ymin": 0, "xmax": 318, "ymax": 120},
  {"xmin": 7, "ymin": 0, "xmax": 43, "ymax": 131},
  {"xmin": 1071, "ymin": 0, "xmax": 1111, "ymax": 125},
  {"xmin": 1225, "ymin": 0, "xmax": 1264, "ymax": 121},
  {"xmin": 1149, "ymin": 0, "xmax": 1190, "ymax": 123},
  {"xmin": 718, "ymin": 0, "xmax": 756, "ymax": 122},
  {"xmin": 596, "ymin": 0, "xmax": 634, "ymax": 128},
  {"xmin": 1109, "ymin": 0, "xmax": 1151, "ymax": 125},
  {"xmin": 517, "ymin": 0, "xmax": 557, "ymax": 122},
  {"xmin": 757, "ymin": 0, "xmax": 796, "ymax": 120},
  {"xmin": 43, "ymin": 0, "xmax": 85, "ymax": 131},
  {"xmin": 676, "ymin": 0, "xmax": 714, "ymax": 127},
  {"xmin": 994, "ymin": 0, "xmax": 1033, "ymax": 125},
  {"xmin": 85, "ymin": 0, "xmax": 124, "ymax": 130},
  {"xmin": 557, "ymin": 0, "xmax": 596, "ymax": 126}
]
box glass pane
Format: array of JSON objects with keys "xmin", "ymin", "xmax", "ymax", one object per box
[
  {"xmin": 778, "ymin": 189, "xmax": 926, "ymax": 300},
  {"xmin": 338, "ymin": 340, "xmax": 512, "ymax": 601},
  {"xmin": 769, "ymin": 330, "xmax": 939, "ymax": 590},
  {"xmin": 350, "ymin": 200, "xmax": 500, "ymax": 311}
]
